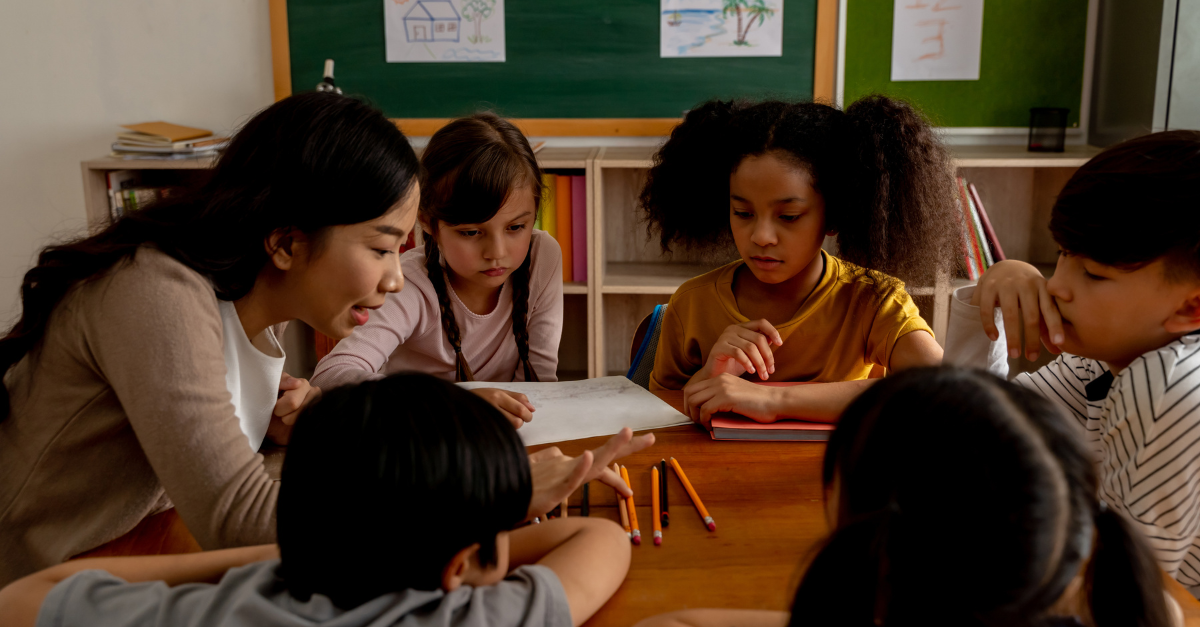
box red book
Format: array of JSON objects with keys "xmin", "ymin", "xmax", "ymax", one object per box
[
  {"xmin": 570, "ymin": 176, "xmax": 587, "ymax": 283},
  {"xmin": 968, "ymin": 183, "xmax": 1005, "ymax": 261},
  {"xmin": 709, "ymin": 382, "xmax": 833, "ymax": 441}
]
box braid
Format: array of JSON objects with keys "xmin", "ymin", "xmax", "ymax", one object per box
[
  {"xmin": 424, "ymin": 233, "xmax": 475, "ymax": 382},
  {"xmin": 509, "ymin": 241, "xmax": 539, "ymax": 382}
]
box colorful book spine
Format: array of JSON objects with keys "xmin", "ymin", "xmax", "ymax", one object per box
[
  {"xmin": 540, "ymin": 173, "xmax": 557, "ymax": 238},
  {"xmin": 556, "ymin": 174, "xmax": 573, "ymax": 283},
  {"xmin": 968, "ymin": 183, "xmax": 1005, "ymax": 261},
  {"xmin": 956, "ymin": 177, "xmax": 986, "ymax": 278},
  {"xmin": 570, "ymin": 175, "xmax": 587, "ymax": 283},
  {"xmin": 961, "ymin": 178, "xmax": 993, "ymax": 268}
]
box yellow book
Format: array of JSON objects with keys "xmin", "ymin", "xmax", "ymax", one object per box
[{"xmin": 540, "ymin": 173, "xmax": 557, "ymax": 239}]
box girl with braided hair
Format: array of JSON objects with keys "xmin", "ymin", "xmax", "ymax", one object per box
[
  {"xmin": 643, "ymin": 96, "xmax": 961, "ymax": 427},
  {"xmin": 312, "ymin": 113, "xmax": 563, "ymax": 427}
]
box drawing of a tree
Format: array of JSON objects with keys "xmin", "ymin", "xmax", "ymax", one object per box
[
  {"xmin": 460, "ymin": 0, "xmax": 496, "ymax": 43},
  {"xmin": 722, "ymin": 0, "xmax": 775, "ymax": 46}
]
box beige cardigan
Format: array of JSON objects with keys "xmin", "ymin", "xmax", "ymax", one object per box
[{"xmin": 0, "ymin": 247, "xmax": 278, "ymax": 585}]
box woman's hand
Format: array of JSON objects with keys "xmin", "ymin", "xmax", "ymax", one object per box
[
  {"xmin": 526, "ymin": 427, "xmax": 655, "ymax": 520},
  {"xmin": 268, "ymin": 374, "xmax": 321, "ymax": 445},
  {"xmin": 471, "ymin": 388, "xmax": 535, "ymax": 429},
  {"xmin": 683, "ymin": 374, "xmax": 781, "ymax": 430},
  {"xmin": 702, "ymin": 320, "xmax": 783, "ymax": 380},
  {"xmin": 971, "ymin": 259, "xmax": 1064, "ymax": 361}
]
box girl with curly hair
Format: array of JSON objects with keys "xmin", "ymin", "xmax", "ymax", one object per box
[{"xmin": 642, "ymin": 96, "xmax": 961, "ymax": 426}]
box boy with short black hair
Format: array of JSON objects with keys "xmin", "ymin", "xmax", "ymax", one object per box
[
  {"xmin": 0, "ymin": 374, "xmax": 632, "ymax": 626},
  {"xmin": 945, "ymin": 130, "xmax": 1200, "ymax": 595}
]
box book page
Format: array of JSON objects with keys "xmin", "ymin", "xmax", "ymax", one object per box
[{"xmin": 459, "ymin": 377, "xmax": 691, "ymax": 445}]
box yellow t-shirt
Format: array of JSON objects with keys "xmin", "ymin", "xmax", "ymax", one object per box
[{"xmin": 649, "ymin": 250, "xmax": 933, "ymax": 392}]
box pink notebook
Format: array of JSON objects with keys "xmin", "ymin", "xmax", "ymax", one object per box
[
  {"xmin": 570, "ymin": 176, "xmax": 587, "ymax": 283},
  {"xmin": 709, "ymin": 382, "xmax": 833, "ymax": 442}
]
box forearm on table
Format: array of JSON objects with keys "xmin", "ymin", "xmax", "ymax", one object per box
[
  {"xmin": 634, "ymin": 609, "xmax": 790, "ymax": 627},
  {"xmin": 775, "ymin": 380, "xmax": 875, "ymax": 422},
  {"xmin": 0, "ymin": 545, "xmax": 278, "ymax": 627},
  {"xmin": 509, "ymin": 518, "xmax": 631, "ymax": 627}
]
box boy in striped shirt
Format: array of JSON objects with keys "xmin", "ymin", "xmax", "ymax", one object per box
[{"xmin": 945, "ymin": 130, "xmax": 1200, "ymax": 596}]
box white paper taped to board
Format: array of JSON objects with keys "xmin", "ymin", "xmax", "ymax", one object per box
[
  {"xmin": 384, "ymin": 0, "xmax": 506, "ymax": 63},
  {"xmin": 660, "ymin": 0, "xmax": 783, "ymax": 58},
  {"xmin": 458, "ymin": 377, "xmax": 691, "ymax": 446},
  {"xmin": 891, "ymin": 0, "xmax": 984, "ymax": 81}
]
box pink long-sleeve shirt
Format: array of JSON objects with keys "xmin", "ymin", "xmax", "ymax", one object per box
[{"xmin": 311, "ymin": 230, "xmax": 563, "ymax": 388}]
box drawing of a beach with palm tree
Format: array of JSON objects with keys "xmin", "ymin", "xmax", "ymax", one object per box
[{"xmin": 660, "ymin": 0, "xmax": 782, "ymax": 58}]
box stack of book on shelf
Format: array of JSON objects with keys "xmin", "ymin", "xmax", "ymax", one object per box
[
  {"xmin": 111, "ymin": 121, "xmax": 227, "ymax": 159},
  {"xmin": 534, "ymin": 173, "xmax": 588, "ymax": 284},
  {"xmin": 105, "ymin": 171, "xmax": 180, "ymax": 219},
  {"xmin": 956, "ymin": 176, "xmax": 1006, "ymax": 280}
]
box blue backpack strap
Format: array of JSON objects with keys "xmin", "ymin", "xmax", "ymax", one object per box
[{"xmin": 627, "ymin": 304, "xmax": 667, "ymax": 381}]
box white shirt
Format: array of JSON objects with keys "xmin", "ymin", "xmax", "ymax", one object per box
[
  {"xmin": 945, "ymin": 285, "xmax": 1200, "ymax": 596},
  {"xmin": 219, "ymin": 300, "xmax": 286, "ymax": 450}
]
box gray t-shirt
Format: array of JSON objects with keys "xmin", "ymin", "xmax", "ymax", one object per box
[{"xmin": 36, "ymin": 560, "xmax": 572, "ymax": 627}]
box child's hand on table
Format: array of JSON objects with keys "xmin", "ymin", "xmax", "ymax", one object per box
[
  {"xmin": 526, "ymin": 427, "xmax": 655, "ymax": 520},
  {"xmin": 684, "ymin": 373, "xmax": 780, "ymax": 430},
  {"xmin": 471, "ymin": 388, "xmax": 536, "ymax": 429},
  {"xmin": 268, "ymin": 374, "xmax": 321, "ymax": 445},
  {"xmin": 703, "ymin": 320, "xmax": 783, "ymax": 380},
  {"xmin": 971, "ymin": 259, "xmax": 1065, "ymax": 361}
]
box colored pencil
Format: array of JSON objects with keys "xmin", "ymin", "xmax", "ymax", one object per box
[
  {"xmin": 582, "ymin": 482, "xmax": 590, "ymax": 517},
  {"xmin": 620, "ymin": 465, "xmax": 641, "ymax": 545},
  {"xmin": 660, "ymin": 459, "xmax": 669, "ymax": 527},
  {"xmin": 669, "ymin": 457, "xmax": 716, "ymax": 531},
  {"xmin": 651, "ymin": 465, "xmax": 662, "ymax": 545},
  {"xmin": 614, "ymin": 463, "xmax": 631, "ymax": 537}
]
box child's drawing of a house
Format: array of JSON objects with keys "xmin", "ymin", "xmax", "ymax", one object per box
[{"xmin": 403, "ymin": 0, "xmax": 461, "ymax": 43}]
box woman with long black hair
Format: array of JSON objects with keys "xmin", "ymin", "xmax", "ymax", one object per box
[{"xmin": 0, "ymin": 92, "xmax": 422, "ymax": 584}]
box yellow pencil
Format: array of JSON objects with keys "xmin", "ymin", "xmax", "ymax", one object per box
[
  {"xmin": 620, "ymin": 465, "xmax": 641, "ymax": 545},
  {"xmin": 614, "ymin": 463, "xmax": 631, "ymax": 537},
  {"xmin": 651, "ymin": 465, "xmax": 662, "ymax": 546},
  {"xmin": 669, "ymin": 457, "xmax": 716, "ymax": 531}
]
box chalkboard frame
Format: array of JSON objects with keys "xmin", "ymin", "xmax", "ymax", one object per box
[{"xmin": 268, "ymin": 0, "xmax": 838, "ymax": 135}]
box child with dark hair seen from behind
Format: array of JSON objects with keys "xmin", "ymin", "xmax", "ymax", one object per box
[
  {"xmin": 945, "ymin": 130, "xmax": 1200, "ymax": 597},
  {"xmin": 642, "ymin": 95, "xmax": 960, "ymax": 427},
  {"xmin": 636, "ymin": 367, "xmax": 1182, "ymax": 627},
  {"xmin": 0, "ymin": 373, "xmax": 631, "ymax": 627}
]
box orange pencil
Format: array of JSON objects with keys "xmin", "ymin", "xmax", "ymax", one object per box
[
  {"xmin": 650, "ymin": 465, "xmax": 662, "ymax": 545},
  {"xmin": 614, "ymin": 463, "xmax": 631, "ymax": 537},
  {"xmin": 669, "ymin": 457, "xmax": 716, "ymax": 531},
  {"xmin": 620, "ymin": 465, "xmax": 641, "ymax": 545}
]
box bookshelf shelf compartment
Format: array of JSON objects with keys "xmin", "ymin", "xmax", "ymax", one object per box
[{"xmin": 601, "ymin": 262, "xmax": 719, "ymax": 294}]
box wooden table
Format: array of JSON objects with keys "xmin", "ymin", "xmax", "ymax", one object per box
[
  {"xmin": 532, "ymin": 390, "xmax": 832, "ymax": 627},
  {"xmin": 541, "ymin": 390, "xmax": 1200, "ymax": 627},
  {"xmin": 80, "ymin": 389, "xmax": 1200, "ymax": 626}
]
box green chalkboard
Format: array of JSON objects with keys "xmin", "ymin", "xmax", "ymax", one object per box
[
  {"xmin": 844, "ymin": 0, "xmax": 1088, "ymax": 127},
  {"xmin": 287, "ymin": 0, "xmax": 816, "ymax": 118}
]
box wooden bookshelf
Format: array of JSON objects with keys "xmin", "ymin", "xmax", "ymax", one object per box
[{"xmin": 81, "ymin": 144, "xmax": 1093, "ymax": 379}]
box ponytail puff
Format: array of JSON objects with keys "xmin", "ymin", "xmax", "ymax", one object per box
[
  {"xmin": 1087, "ymin": 505, "xmax": 1174, "ymax": 627},
  {"xmin": 839, "ymin": 95, "xmax": 960, "ymax": 287},
  {"xmin": 640, "ymin": 100, "xmax": 747, "ymax": 254},
  {"xmin": 424, "ymin": 232, "xmax": 475, "ymax": 382},
  {"xmin": 508, "ymin": 240, "xmax": 539, "ymax": 382}
]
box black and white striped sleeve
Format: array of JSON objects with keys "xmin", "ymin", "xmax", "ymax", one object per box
[
  {"xmin": 1101, "ymin": 343, "xmax": 1200, "ymax": 588},
  {"xmin": 1013, "ymin": 355, "xmax": 1097, "ymax": 433}
]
